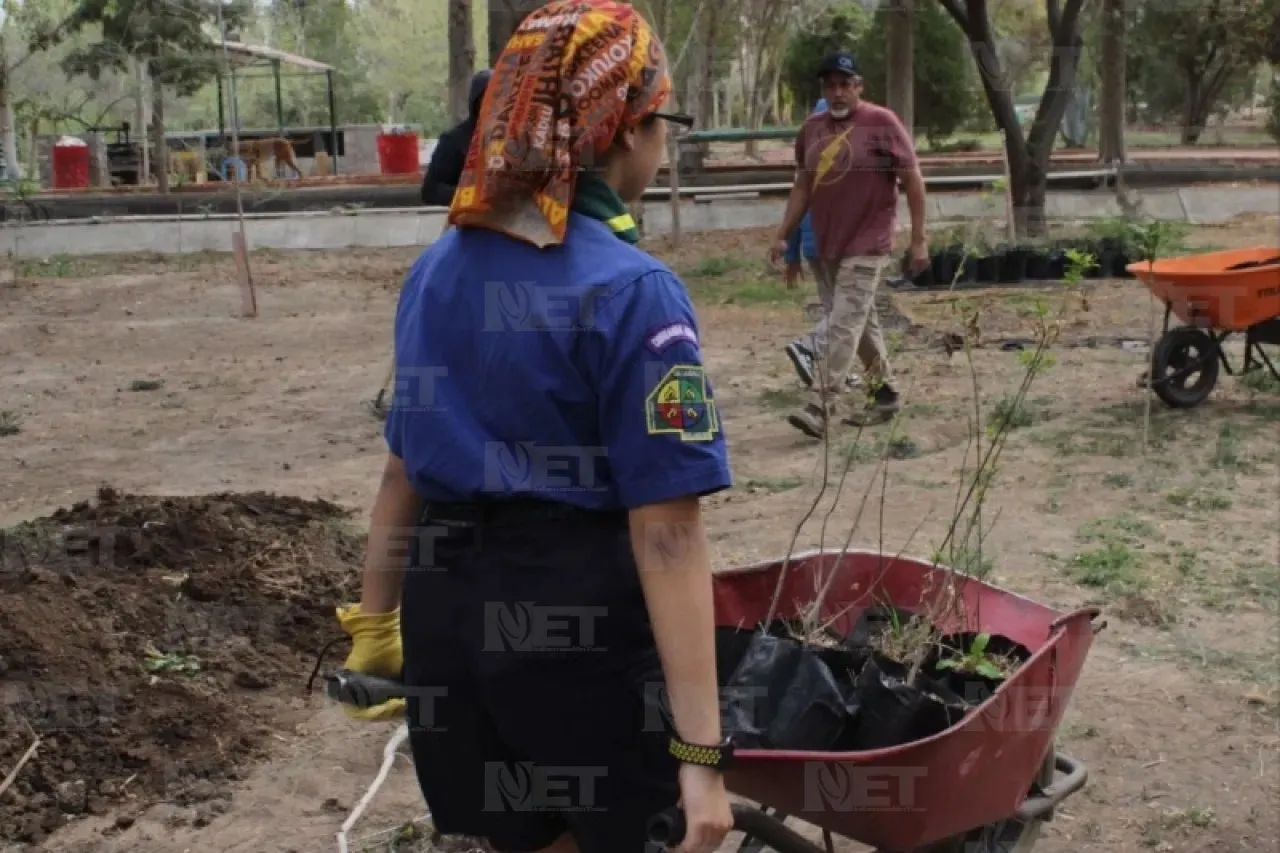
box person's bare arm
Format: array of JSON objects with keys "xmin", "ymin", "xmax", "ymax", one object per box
[
  {"xmin": 359, "ymin": 453, "xmax": 426, "ymax": 614},
  {"xmin": 898, "ymin": 165, "xmax": 928, "ymax": 249},
  {"xmin": 630, "ymin": 497, "xmax": 721, "ymax": 747}
]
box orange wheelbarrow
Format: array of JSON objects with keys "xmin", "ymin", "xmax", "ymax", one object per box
[{"xmin": 1127, "ymin": 247, "xmax": 1280, "ymax": 408}]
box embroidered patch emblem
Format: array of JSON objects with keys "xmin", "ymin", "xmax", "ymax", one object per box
[
  {"xmin": 646, "ymin": 322, "xmax": 698, "ymax": 354},
  {"xmin": 645, "ymin": 365, "xmax": 719, "ymax": 442}
]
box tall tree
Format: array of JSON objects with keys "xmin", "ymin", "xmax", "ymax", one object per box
[
  {"xmin": 1130, "ymin": 0, "xmax": 1275, "ymax": 143},
  {"xmin": 693, "ymin": 0, "xmax": 743, "ymax": 128},
  {"xmin": 1096, "ymin": 0, "xmax": 1125, "ymax": 163},
  {"xmin": 355, "ymin": 0, "xmax": 449, "ymax": 125},
  {"xmin": 738, "ymin": 0, "xmax": 792, "ymax": 154},
  {"xmin": 3, "ymin": 0, "xmax": 82, "ymax": 180},
  {"xmin": 884, "ymin": 0, "xmax": 915, "ymax": 131},
  {"xmin": 448, "ymin": 0, "xmax": 476, "ymax": 123},
  {"xmin": 59, "ymin": 0, "xmax": 250, "ymax": 192},
  {"xmin": 937, "ymin": 0, "xmax": 1091, "ymax": 237},
  {"xmin": 860, "ymin": 0, "xmax": 981, "ymax": 147},
  {"xmin": 2, "ymin": 0, "xmax": 30, "ymax": 179}
]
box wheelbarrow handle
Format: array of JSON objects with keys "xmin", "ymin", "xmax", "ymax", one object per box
[
  {"xmin": 647, "ymin": 804, "xmax": 828, "ymax": 853},
  {"xmin": 1048, "ymin": 605, "xmax": 1107, "ymax": 636},
  {"xmin": 323, "ymin": 669, "xmax": 408, "ymax": 709}
]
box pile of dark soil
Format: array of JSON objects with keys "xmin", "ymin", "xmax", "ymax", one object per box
[{"xmin": 0, "ymin": 487, "xmax": 363, "ymax": 845}]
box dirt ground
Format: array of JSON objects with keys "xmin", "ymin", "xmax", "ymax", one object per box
[{"xmin": 2, "ymin": 215, "xmax": 1278, "ymax": 853}]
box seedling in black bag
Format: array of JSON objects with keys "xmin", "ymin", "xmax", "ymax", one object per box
[
  {"xmin": 935, "ymin": 632, "xmax": 1004, "ymax": 681},
  {"xmin": 933, "ymin": 631, "xmax": 1032, "ymax": 706}
]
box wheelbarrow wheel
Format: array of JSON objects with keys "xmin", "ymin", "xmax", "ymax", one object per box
[{"xmin": 1150, "ymin": 326, "xmax": 1220, "ymax": 408}]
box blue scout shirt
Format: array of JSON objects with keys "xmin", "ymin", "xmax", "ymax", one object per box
[{"xmin": 385, "ymin": 212, "xmax": 733, "ymax": 511}]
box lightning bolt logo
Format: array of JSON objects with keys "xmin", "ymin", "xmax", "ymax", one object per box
[{"xmin": 813, "ymin": 127, "xmax": 855, "ymax": 188}]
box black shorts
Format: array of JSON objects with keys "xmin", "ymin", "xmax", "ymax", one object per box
[{"xmin": 399, "ymin": 500, "xmax": 679, "ymax": 853}]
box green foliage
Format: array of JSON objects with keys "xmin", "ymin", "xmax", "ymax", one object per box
[
  {"xmin": 1091, "ymin": 217, "xmax": 1189, "ymax": 263},
  {"xmin": 935, "ymin": 633, "xmax": 1006, "ymax": 681},
  {"xmin": 60, "ymin": 0, "xmax": 252, "ymax": 96},
  {"xmin": 781, "ymin": 4, "xmax": 870, "ymax": 116},
  {"xmin": 1127, "ymin": 0, "xmax": 1276, "ymax": 132},
  {"xmin": 1062, "ymin": 247, "xmax": 1098, "ymax": 282},
  {"xmin": 266, "ymin": 0, "xmax": 383, "ymax": 129},
  {"xmin": 856, "ymin": 0, "xmax": 981, "ymax": 145}
]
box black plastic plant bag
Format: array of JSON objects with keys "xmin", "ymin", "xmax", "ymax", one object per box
[
  {"xmin": 845, "ymin": 654, "xmax": 968, "ymax": 752},
  {"xmin": 932, "ymin": 631, "xmax": 1033, "ymax": 706},
  {"xmin": 722, "ymin": 633, "xmax": 858, "ymax": 751},
  {"xmin": 714, "ymin": 625, "xmax": 761, "ymax": 685}
]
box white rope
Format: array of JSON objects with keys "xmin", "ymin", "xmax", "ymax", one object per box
[{"xmin": 336, "ymin": 723, "xmax": 412, "ymax": 853}]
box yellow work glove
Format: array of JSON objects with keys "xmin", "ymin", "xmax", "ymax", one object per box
[{"xmin": 335, "ymin": 603, "xmax": 406, "ymax": 723}]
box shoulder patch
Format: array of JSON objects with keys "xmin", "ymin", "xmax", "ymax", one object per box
[
  {"xmin": 644, "ymin": 364, "xmax": 719, "ymax": 442},
  {"xmin": 645, "ymin": 322, "xmax": 699, "ymax": 354}
]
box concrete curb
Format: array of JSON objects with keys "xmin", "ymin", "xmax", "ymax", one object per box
[{"xmin": 3, "ymin": 186, "xmax": 1276, "ymax": 259}]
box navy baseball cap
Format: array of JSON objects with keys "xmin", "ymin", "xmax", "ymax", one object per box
[{"xmin": 817, "ymin": 51, "xmax": 859, "ymax": 78}]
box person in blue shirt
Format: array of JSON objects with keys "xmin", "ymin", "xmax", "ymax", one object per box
[
  {"xmin": 332, "ymin": 3, "xmax": 735, "ymax": 853},
  {"xmin": 779, "ymin": 98, "xmax": 864, "ymax": 392}
]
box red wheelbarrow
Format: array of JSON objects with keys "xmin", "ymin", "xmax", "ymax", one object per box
[
  {"xmin": 649, "ymin": 549, "xmax": 1104, "ymax": 853},
  {"xmin": 1128, "ymin": 247, "xmax": 1280, "ymax": 408}
]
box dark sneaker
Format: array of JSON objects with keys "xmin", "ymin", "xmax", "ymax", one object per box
[
  {"xmin": 845, "ymin": 373, "xmax": 864, "ymax": 391},
  {"xmin": 787, "ymin": 401, "xmax": 829, "ymax": 439},
  {"xmin": 843, "ymin": 386, "xmax": 902, "ymax": 427},
  {"xmin": 785, "ymin": 341, "xmax": 815, "ymax": 387}
]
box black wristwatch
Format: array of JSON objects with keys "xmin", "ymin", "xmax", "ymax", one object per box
[{"xmin": 668, "ymin": 734, "xmax": 735, "ymax": 771}]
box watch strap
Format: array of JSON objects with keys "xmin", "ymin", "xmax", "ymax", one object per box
[{"xmin": 668, "ymin": 734, "xmax": 733, "ymax": 770}]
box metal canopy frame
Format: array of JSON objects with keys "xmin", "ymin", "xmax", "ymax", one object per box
[{"xmin": 209, "ymin": 39, "xmax": 340, "ymax": 174}]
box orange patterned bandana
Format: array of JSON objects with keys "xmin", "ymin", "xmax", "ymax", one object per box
[{"xmin": 447, "ymin": 0, "xmax": 672, "ymax": 248}]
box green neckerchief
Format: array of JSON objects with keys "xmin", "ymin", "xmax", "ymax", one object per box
[{"xmin": 571, "ymin": 172, "xmax": 640, "ymax": 244}]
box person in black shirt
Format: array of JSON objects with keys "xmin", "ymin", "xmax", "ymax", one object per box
[{"xmin": 421, "ymin": 70, "xmax": 492, "ymax": 207}]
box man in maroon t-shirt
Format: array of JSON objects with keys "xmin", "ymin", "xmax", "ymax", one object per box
[{"xmin": 768, "ymin": 51, "xmax": 929, "ymax": 437}]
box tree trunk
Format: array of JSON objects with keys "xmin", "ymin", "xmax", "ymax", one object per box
[
  {"xmin": 27, "ymin": 116, "xmax": 39, "ymax": 183},
  {"xmin": 488, "ymin": 0, "xmax": 549, "ymax": 66},
  {"xmin": 1097, "ymin": 0, "xmax": 1126, "ymax": 163},
  {"xmin": 448, "ymin": 0, "xmax": 476, "ymax": 124},
  {"xmin": 740, "ymin": 42, "xmax": 757, "ymax": 157},
  {"xmin": 0, "ymin": 76, "xmax": 19, "ymax": 182},
  {"xmin": 1181, "ymin": 78, "xmax": 1210, "ymax": 144},
  {"xmin": 885, "ymin": 0, "xmax": 914, "ymax": 133},
  {"xmin": 151, "ymin": 81, "xmax": 168, "ymax": 194},
  {"xmin": 957, "ymin": 7, "xmax": 1085, "ymax": 239},
  {"xmin": 133, "ymin": 57, "xmax": 150, "ymax": 185},
  {"xmin": 699, "ymin": 9, "xmax": 718, "ymax": 128},
  {"xmin": 0, "ymin": 23, "xmax": 20, "ymax": 181},
  {"xmin": 769, "ymin": 55, "xmax": 784, "ymax": 125},
  {"xmin": 685, "ymin": 16, "xmax": 703, "ymax": 115}
]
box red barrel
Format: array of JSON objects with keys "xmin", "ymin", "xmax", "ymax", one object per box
[
  {"xmin": 376, "ymin": 130, "xmax": 420, "ymax": 175},
  {"xmin": 52, "ymin": 140, "xmax": 91, "ymax": 189}
]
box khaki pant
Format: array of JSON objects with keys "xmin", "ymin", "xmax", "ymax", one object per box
[
  {"xmin": 806, "ymin": 258, "xmax": 832, "ymax": 352},
  {"xmin": 808, "ymin": 256, "xmax": 893, "ymax": 395}
]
